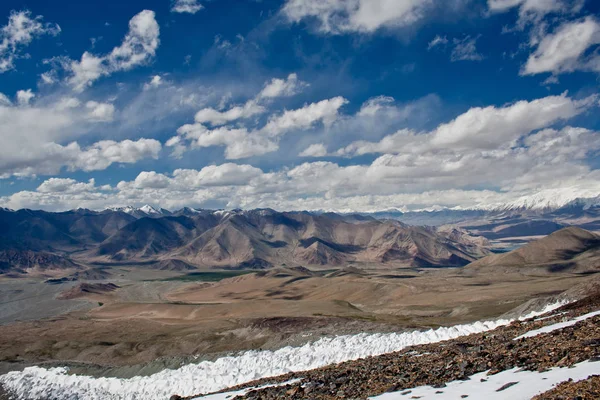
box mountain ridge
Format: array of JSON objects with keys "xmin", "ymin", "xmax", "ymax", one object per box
[{"xmin": 0, "ymin": 208, "xmax": 490, "ymax": 273}]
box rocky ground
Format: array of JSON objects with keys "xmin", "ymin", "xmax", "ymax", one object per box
[
  {"xmin": 533, "ymin": 375, "xmax": 600, "ymax": 399},
  {"xmin": 176, "ymin": 292, "xmax": 600, "ymax": 400}
]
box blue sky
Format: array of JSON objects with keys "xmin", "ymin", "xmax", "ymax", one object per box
[{"xmin": 0, "ymin": 0, "xmax": 599, "ymax": 212}]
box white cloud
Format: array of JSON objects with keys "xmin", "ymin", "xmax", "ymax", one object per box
[
  {"xmin": 194, "ymin": 100, "xmax": 265, "ymax": 126},
  {"xmin": 337, "ymin": 93, "xmax": 597, "ymax": 157},
  {"xmin": 261, "ymin": 96, "xmax": 348, "ymax": 137},
  {"xmin": 174, "ymin": 164, "xmax": 264, "ymax": 187},
  {"xmin": 16, "ymin": 89, "xmax": 35, "ymax": 106},
  {"xmin": 132, "ymin": 171, "xmax": 171, "ymax": 189},
  {"xmin": 173, "ymin": 97, "xmax": 347, "ymax": 160},
  {"xmin": 427, "ymin": 35, "xmax": 448, "ymax": 50},
  {"xmin": 2, "ymin": 90, "xmax": 600, "ymax": 212},
  {"xmin": 0, "ymin": 93, "xmax": 11, "ymax": 106},
  {"xmin": 357, "ymin": 96, "xmax": 396, "ymax": 117},
  {"xmin": 0, "ymin": 94, "xmax": 159, "ymax": 177},
  {"xmin": 488, "ymin": 0, "xmax": 584, "ymax": 28},
  {"xmin": 170, "ymin": 74, "xmax": 331, "ymax": 159},
  {"xmin": 281, "ymin": 0, "xmax": 434, "ymax": 34},
  {"xmin": 85, "ymin": 101, "xmax": 115, "ymax": 122},
  {"xmin": 299, "ymin": 143, "xmax": 327, "ymax": 157},
  {"xmin": 171, "ymin": 0, "xmax": 204, "ymax": 14},
  {"xmin": 451, "ymin": 35, "xmax": 483, "ymax": 62},
  {"xmin": 192, "ymin": 73, "xmax": 308, "ymax": 126},
  {"xmin": 0, "ymin": 10, "xmax": 60, "ymax": 73},
  {"xmin": 522, "ymin": 17, "xmax": 600, "ymax": 76},
  {"xmin": 64, "ymin": 138, "xmax": 161, "ymax": 172},
  {"xmin": 6, "ymin": 130, "xmax": 600, "ymax": 211},
  {"xmin": 143, "ymin": 75, "xmax": 163, "ymax": 90},
  {"xmin": 37, "ymin": 178, "xmax": 99, "ymax": 194},
  {"xmin": 430, "ymin": 92, "xmax": 594, "ymax": 149},
  {"xmin": 335, "ymin": 128, "xmax": 421, "ymax": 157},
  {"xmin": 64, "ymin": 10, "xmax": 160, "ymax": 91},
  {"xmin": 258, "ymin": 73, "xmax": 308, "ymax": 99}
]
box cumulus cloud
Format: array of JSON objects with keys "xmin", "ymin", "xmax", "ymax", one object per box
[
  {"xmin": 431, "ymin": 92, "xmax": 594, "ymax": 148},
  {"xmin": 60, "ymin": 10, "xmax": 160, "ymax": 91},
  {"xmin": 299, "ymin": 143, "xmax": 327, "ymax": 157},
  {"xmin": 0, "ymin": 10, "xmax": 60, "ymax": 73},
  {"xmin": 143, "ymin": 75, "xmax": 163, "ymax": 90},
  {"xmin": 522, "ymin": 17, "xmax": 600, "ymax": 77},
  {"xmin": 337, "ymin": 92, "xmax": 597, "ymax": 156},
  {"xmin": 281, "ymin": 0, "xmax": 434, "ymax": 34},
  {"xmin": 37, "ymin": 178, "xmax": 100, "ymax": 194},
  {"xmin": 0, "ymin": 91, "xmax": 159, "ymax": 177},
  {"xmin": 261, "ymin": 97, "xmax": 348, "ymax": 137},
  {"xmin": 192, "ymin": 73, "xmax": 308, "ymax": 126},
  {"xmin": 171, "ymin": 0, "xmax": 204, "ymax": 14},
  {"xmin": 5, "ymin": 129, "xmax": 600, "ymax": 212},
  {"xmin": 85, "ymin": 101, "xmax": 115, "ymax": 122},
  {"xmin": 16, "ymin": 89, "xmax": 34, "ymax": 106},
  {"xmin": 258, "ymin": 73, "xmax": 309, "ymax": 99},
  {"xmin": 193, "ymin": 101, "xmax": 265, "ymax": 126},
  {"xmin": 170, "ymin": 75, "xmax": 338, "ymax": 160},
  {"xmin": 2, "ymin": 91, "xmax": 600, "ymax": 212}
]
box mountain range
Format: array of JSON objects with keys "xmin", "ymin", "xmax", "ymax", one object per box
[{"xmin": 0, "ymin": 207, "xmax": 494, "ymax": 274}]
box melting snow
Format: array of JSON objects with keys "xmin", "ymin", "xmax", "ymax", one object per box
[
  {"xmin": 371, "ymin": 360, "xmax": 600, "ymax": 400},
  {"xmin": 515, "ymin": 310, "xmax": 600, "ymax": 340},
  {"xmin": 0, "ymin": 302, "xmax": 566, "ymax": 400}
]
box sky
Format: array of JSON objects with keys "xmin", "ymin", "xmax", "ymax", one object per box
[{"xmin": 0, "ymin": 0, "xmax": 599, "ymax": 212}]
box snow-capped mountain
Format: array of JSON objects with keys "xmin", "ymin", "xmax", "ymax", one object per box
[
  {"xmin": 105, "ymin": 205, "xmax": 165, "ymax": 218},
  {"xmin": 139, "ymin": 204, "xmax": 161, "ymax": 215},
  {"xmin": 495, "ymin": 191, "xmax": 600, "ymax": 212}
]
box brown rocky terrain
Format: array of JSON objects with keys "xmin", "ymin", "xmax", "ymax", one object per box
[
  {"xmin": 57, "ymin": 283, "xmax": 120, "ymax": 300},
  {"xmin": 533, "ymin": 375, "xmax": 600, "ymax": 399},
  {"xmin": 0, "ymin": 250, "xmax": 81, "ymax": 276}
]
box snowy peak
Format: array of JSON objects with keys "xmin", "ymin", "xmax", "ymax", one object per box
[
  {"xmin": 493, "ymin": 190, "xmax": 600, "ymax": 212},
  {"xmin": 105, "ymin": 205, "xmax": 164, "ymax": 218},
  {"xmin": 139, "ymin": 204, "xmax": 161, "ymax": 215}
]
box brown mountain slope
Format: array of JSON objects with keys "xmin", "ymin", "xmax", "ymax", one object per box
[
  {"xmin": 0, "ymin": 250, "xmax": 81, "ymax": 275},
  {"xmin": 165, "ymin": 211, "xmax": 489, "ymax": 268},
  {"xmin": 1, "ymin": 208, "xmax": 491, "ymax": 270},
  {"xmin": 57, "ymin": 283, "xmax": 120, "ymax": 300},
  {"xmin": 467, "ymin": 227, "xmax": 600, "ymax": 273}
]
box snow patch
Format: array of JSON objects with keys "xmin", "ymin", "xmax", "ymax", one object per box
[
  {"xmin": 371, "ymin": 360, "xmax": 600, "ymax": 400},
  {"xmin": 0, "ymin": 302, "xmax": 567, "ymax": 400},
  {"xmin": 515, "ymin": 310, "xmax": 600, "ymax": 340}
]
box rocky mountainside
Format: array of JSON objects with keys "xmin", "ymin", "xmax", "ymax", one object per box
[
  {"xmin": 0, "ymin": 208, "xmax": 490, "ymax": 273},
  {"xmin": 91, "ymin": 209, "xmax": 491, "ymax": 268},
  {"xmin": 466, "ymin": 227, "xmax": 600, "ymax": 273}
]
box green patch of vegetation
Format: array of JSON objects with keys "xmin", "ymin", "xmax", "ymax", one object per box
[
  {"xmin": 163, "ymin": 270, "xmax": 256, "ymax": 282},
  {"xmin": 98, "ymin": 302, "xmax": 104, "ymax": 307}
]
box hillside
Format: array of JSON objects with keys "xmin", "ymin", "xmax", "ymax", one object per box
[{"xmin": 467, "ymin": 227, "xmax": 600, "ymax": 273}]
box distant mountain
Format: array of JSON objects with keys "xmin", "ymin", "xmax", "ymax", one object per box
[
  {"xmin": 0, "ymin": 208, "xmax": 491, "ymax": 273},
  {"xmin": 0, "ymin": 249, "xmax": 81, "ymax": 275},
  {"xmin": 466, "ymin": 227, "xmax": 600, "ymax": 273}
]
